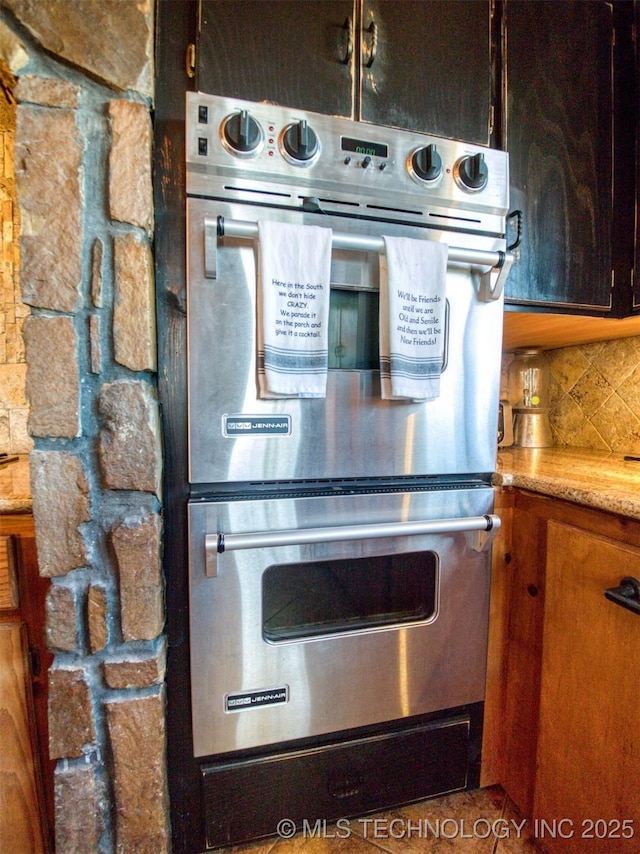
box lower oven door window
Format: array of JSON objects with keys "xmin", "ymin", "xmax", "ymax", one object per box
[{"xmin": 262, "ymin": 550, "xmax": 438, "ymax": 642}]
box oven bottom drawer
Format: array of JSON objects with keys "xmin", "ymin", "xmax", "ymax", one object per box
[{"xmin": 201, "ymin": 704, "xmax": 482, "ymax": 849}]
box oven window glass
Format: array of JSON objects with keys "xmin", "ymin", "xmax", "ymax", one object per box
[
  {"xmin": 327, "ymin": 290, "xmax": 450, "ymax": 371},
  {"xmin": 328, "ymin": 288, "xmax": 379, "ymax": 369},
  {"xmin": 262, "ymin": 551, "xmax": 438, "ymax": 641}
]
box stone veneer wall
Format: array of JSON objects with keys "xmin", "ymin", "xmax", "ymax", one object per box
[
  {"xmin": 0, "ymin": 87, "xmax": 31, "ymax": 454},
  {"xmin": 0, "ymin": 3, "xmax": 169, "ymax": 852},
  {"xmin": 505, "ymin": 336, "xmax": 640, "ymax": 453}
]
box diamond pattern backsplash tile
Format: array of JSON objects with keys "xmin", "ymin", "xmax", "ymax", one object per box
[{"xmin": 503, "ymin": 336, "xmax": 640, "ymax": 454}]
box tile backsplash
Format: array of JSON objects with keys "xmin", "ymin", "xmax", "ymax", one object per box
[{"xmin": 504, "ymin": 336, "xmax": 640, "ymax": 454}]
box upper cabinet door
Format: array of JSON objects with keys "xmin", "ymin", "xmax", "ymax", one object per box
[
  {"xmin": 359, "ymin": 0, "xmax": 493, "ymax": 144},
  {"xmin": 633, "ymin": 1, "xmax": 640, "ymax": 313},
  {"xmin": 196, "ymin": 1, "xmax": 495, "ymax": 145},
  {"xmin": 196, "ymin": 1, "xmax": 355, "ymax": 117},
  {"xmin": 505, "ymin": 0, "xmax": 613, "ymax": 312}
]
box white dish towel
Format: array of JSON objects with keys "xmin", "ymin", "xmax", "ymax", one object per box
[
  {"xmin": 257, "ymin": 220, "xmax": 333, "ymax": 398},
  {"xmin": 379, "ymin": 235, "xmax": 448, "ymax": 401}
]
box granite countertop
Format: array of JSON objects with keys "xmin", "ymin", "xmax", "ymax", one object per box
[
  {"xmin": 4, "ymin": 446, "xmax": 640, "ymax": 520},
  {"xmin": 0, "ymin": 454, "xmax": 32, "ymax": 513},
  {"xmin": 495, "ymin": 446, "xmax": 640, "ymax": 521}
]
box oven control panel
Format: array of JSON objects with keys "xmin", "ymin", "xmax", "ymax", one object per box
[{"xmin": 186, "ymin": 92, "xmax": 510, "ymax": 228}]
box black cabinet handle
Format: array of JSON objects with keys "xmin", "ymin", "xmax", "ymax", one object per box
[
  {"xmin": 507, "ymin": 209, "xmax": 523, "ymax": 251},
  {"xmin": 364, "ymin": 21, "xmax": 377, "ymax": 68},
  {"xmin": 341, "ymin": 17, "xmax": 353, "ymax": 65},
  {"xmin": 604, "ymin": 576, "xmax": 640, "ymax": 616}
]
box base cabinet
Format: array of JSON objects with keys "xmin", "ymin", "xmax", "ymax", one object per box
[
  {"xmin": 0, "ymin": 621, "xmax": 46, "ymax": 853},
  {"xmin": 536, "ymin": 521, "xmax": 640, "ymax": 853},
  {"xmin": 497, "ymin": 490, "xmax": 640, "ymax": 851},
  {"xmin": 499, "ymin": 494, "xmax": 546, "ymax": 817},
  {"xmin": 0, "ymin": 516, "xmax": 51, "ymax": 852}
]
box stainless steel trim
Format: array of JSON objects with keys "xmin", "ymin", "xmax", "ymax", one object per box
[
  {"xmin": 186, "ymin": 93, "xmax": 510, "ymax": 229},
  {"xmin": 211, "ymin": 215, "xmax": 512, "ymax": 300},
  {"xmin": 205, "ymin": 513, "xmax": 500, "ymax": 576},
  {"xmin": 204, "ymin": 218, "xmax": 218, "ymax": 279},
  {"xmin": 504, "ymin": 290, "xmax": 613, "ymax": 312}
]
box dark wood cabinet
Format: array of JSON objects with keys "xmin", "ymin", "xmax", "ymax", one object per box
[
  {"xmin": 197, "ymin": 1, "xmax": 355, "ymax": 118},
  {"xmin": 358, "ymin": 1, "xmax": 493, "ymax": 142},
  {"xmin": 504, "ymin": 0, "xmax": 615, "ymax": 313},
  {"xmin": 633, "ymin": 1, "xmax": 640, "ymax": 312},
  {"xmin": 196, "ymin": 0, "xmax": 495, "ymax": 143},
  {"xmin": 197, "ymin": 1, "xmax": 638, "ymax": 316}
]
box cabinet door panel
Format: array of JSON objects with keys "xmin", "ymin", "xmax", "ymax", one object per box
[
  {"xmin": 501, "ymin": 503, "xmax": 546, "ymax": 816},
  {"xmin": 505, "ymin": 1, "xmax": 612, "ymax": 311},
  {"xmin": 197, "ymin": 1, "xmax": 355, "ymax": 116},
  {"xmin": 536, "ymin": 521, "xmax": 640, "ymax": 852},
  {"xmin": 360, "ymin": 0, "xmax": 492, "ymax": 143},
  {"xmin": 634, "ymin": 1, "xmax": 640, "ymax": 312},
  {"xmin": 0, "ymin": 622, "xmax": 46, "ymax": 853}
]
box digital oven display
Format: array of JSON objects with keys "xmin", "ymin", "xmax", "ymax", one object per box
[{"xmin": 341, "ymin": 136, "xmax": 388, "ymax": 158}]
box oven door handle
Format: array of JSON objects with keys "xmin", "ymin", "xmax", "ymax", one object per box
[
  {"xmin": 204, "ymin": 514, "xmax": 500, "ymax": 576},
  {"xmin": 209, "ymin": 216, "xmax": 513, "ymax": 302}
]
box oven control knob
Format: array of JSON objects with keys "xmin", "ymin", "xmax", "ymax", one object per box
[
  {"xmin": 222, "ymin": 109, "xmax": 263, "ymax": 155},
  {"xmin": 281, "ymin": 120, "xmax": 319, "ymax": 163},
  {"xmin": 411, "ymin": 144, "xmax": 443, "ymax": 182},
  {"xmin": 455, "ymin": 152, "xmax": 489, "ymax": 191}
]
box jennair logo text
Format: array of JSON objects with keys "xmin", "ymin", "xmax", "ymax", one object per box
[
  {"xmin": 223, "ymin": 415, "xmax": 291, "ymax": 436},
  {"xmin": 226, "ymin": 686, "xmax": 289, "ymax": 712}
]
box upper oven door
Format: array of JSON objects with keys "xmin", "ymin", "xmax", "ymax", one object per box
[{"xmin": 187, "ymin": 196, "xmax": 504, "ymax": 485}]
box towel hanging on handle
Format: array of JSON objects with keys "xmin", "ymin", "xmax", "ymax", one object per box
[
  {"xmin": 379, "ymin": 235, "xmax": 448, "ymax": 401},
  {"xmin": 257, "ymin": 220, "xmax": 333, "ymax": 398}
]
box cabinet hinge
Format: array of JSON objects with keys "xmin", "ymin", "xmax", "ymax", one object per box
[
  {"xmin": 186, "ymin": 43, "xmax": 196, "ymax": 79},
  {"xmin": 489, "ymin": 105, "xmax": 495, "ymax": 138}
]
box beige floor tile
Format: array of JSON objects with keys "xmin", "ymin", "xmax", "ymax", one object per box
[
  {"xmin": 218, "ymin": 837, "xmax": 279, "ymax": 854},
  {"xmin": 348, "ymin": 786, "xmax": 507, "ymax": 854},
  {"xmin": 494, "ymin": 796, "xmax": 541, "ymax": 854},
  {"xmin": 217, "ymin": 787, "xmax": 544, "ymax": 854},
  {"xmin": 271, "ymin": 830, "xmax": 385, "ymax": 853}
]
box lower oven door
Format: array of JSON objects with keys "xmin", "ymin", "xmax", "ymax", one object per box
[{"xmin": 189, "ymin": 485, "xmax": 496, "ymax": 758}]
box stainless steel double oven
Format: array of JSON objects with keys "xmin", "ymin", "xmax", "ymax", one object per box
[{"xmin": 185, "ymin": 93, "xmax": 513, "ymax": 848}]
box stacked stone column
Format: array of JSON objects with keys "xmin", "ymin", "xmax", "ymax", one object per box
[{"xmin": 0, "ymin": 2, "xmax": 169, "ymax": 850}]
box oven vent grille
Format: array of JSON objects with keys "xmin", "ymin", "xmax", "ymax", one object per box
[
  {"xmin": 223, "ymin": 183, "xmax": 291, "ymax": 200},
  {"xmin": 190, "ymin": 473, "xmax": 493, "ymax": 502}
]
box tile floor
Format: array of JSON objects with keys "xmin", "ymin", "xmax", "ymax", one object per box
[{"xmin": 218, "ymin": 786, "xmax": 542, "ymax": 853}]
